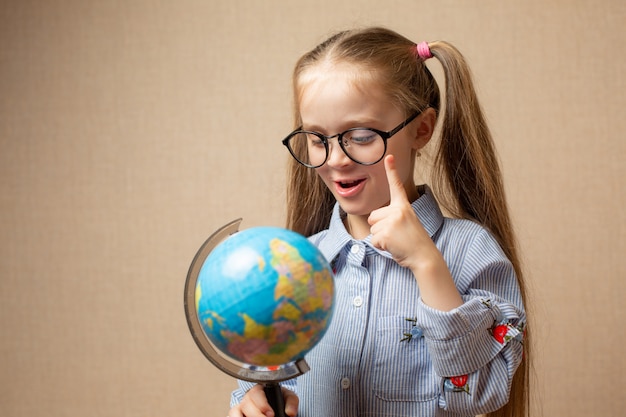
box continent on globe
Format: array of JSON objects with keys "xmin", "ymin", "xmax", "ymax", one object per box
[{"xmin": 195, "ymin": 227, "xmax": 334, "ymax": 367}]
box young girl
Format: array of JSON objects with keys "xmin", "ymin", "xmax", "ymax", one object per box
[{"xmin": 230, "ymin": 27, "xmax": 529, "ymax": 417}]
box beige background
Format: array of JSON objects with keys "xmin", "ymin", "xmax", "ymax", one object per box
[{"xmin": 1, "ymin": 1, "xmax": 624, "ymax": 416}]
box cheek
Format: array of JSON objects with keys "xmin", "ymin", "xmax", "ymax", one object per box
[
  {"xmin": 386, "ymin": 146, "xmax": 416, "ymax": 178},
  {"xmin": 396, "ymin": 157, "xmax": 416, "ymax": 182},
  {"xmin": 314, "ymin": 166, "xmax": 327, "ymax": 177},
  {"xmin": 370, "ymin": 165, "xmax": 392, "ymax": 195},
  {"xmin": 314, "ymin": 167, "xmax": 333, "ymax": 186}
]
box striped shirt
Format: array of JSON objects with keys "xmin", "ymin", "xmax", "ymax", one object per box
[{"xmin": 231, "ymin": 185, "xmax": 525, "ymax": 416}]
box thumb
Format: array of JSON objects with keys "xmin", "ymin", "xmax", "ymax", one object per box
[{"xmin": 384, "ymin": 154, "xmax": 409, "ymax": 205}]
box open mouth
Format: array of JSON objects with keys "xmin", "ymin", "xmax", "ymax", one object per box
[{"xmin": 338, "ymin": 179, "xmax": 365, "ymax": 189}]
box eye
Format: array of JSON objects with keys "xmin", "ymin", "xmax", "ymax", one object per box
[
  {"xmin": 345, "ymin": 129, "xmax": 379, "ymax": 145},
  {"xmin": 305, "ymin": 133, "xmax": 326, "ymax": 148}
]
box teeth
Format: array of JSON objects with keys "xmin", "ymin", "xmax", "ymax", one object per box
[{"xmin": 340, "ymin": 180, "xmax": 361, "ymax": 188}]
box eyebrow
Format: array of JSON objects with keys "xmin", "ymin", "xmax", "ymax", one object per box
[{"xmin": 301, "ymin": 118, "xmax": 382, "ymax": 133}]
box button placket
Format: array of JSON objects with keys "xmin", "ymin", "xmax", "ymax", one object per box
[
  {"xmin": 346, "ymin": 242, "xmax": 367, "ymax": 311},
  {"xmin": 347, "ymin": 242, "xmax": 365, "ymax": 265}
]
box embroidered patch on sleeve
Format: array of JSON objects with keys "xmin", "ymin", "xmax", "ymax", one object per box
[
  {"xmin": 444, "ymin": 374, "xmax": 470, "ymax": 394},
  {"xmin": 481, "ymin": 298, "xmax": 526, "ymax": 345}
]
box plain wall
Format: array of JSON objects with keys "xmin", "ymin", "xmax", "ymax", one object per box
[{"xmin": 1, "ymin": 1, "xmax": 624, "ymax": 416}]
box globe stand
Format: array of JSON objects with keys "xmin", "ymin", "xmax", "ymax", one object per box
[{"xmin": 184, "ymin": 219, "xmax": 310, "ymax": 417}]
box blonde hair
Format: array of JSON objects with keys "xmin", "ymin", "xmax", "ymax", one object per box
[{"xmin": 285, "ymin": 27, "xmax": 530, "ymax": 417}]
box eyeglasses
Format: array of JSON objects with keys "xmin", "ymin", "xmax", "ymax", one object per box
[{"xmin": 282, "ymin": 111, "xmax": 421, "ymax": 168}]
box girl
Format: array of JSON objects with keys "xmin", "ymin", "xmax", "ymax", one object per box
[{"xmin": 230, "ymin": 27, "xmax": 529, "ymax": 417}]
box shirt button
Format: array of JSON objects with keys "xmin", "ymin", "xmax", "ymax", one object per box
[
  {"xmin": 353, "ymin": 295, "xmax": 363, "ymax": 307},
  {"xmin": 341, "ymin": 377, "xmax": 351, "ymax": 389},
  {"xmin": 350, "ymin": 244, "xmax": 360, "ymax": 254}
]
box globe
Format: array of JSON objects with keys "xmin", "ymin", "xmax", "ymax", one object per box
[{"xmin": 195, "ymin": 226, "xmax": 335, "ymax": 367}]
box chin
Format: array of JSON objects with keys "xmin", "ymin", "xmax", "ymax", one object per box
[{"xmin": 337, "ymin": 200, "xmax": 377, "ymax": 217}]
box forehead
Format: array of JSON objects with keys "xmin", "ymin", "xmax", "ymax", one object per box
[
  {"xmin": 297, "ymin": 63, "xmax": 394, "ymax": 125},
  {"xmin": 298, "ymin": 61, "xmax": 377, "ymax": 99}
]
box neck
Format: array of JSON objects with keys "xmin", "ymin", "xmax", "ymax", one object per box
[{"xmin": 344, "ymin": 214, "xmax": 371, "ymax": 240}]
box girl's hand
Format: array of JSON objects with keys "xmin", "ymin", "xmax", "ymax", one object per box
[
  {"xmin": 368, "ymin": 155, "xmax": 463, "ymax": 311},
  {"xmin": 229, "ymin": 384, "xmax": 299, "ymax": 417},
  {"xmin": 368, "ymin": 154, "xmax": 434, "ymax": 269}
]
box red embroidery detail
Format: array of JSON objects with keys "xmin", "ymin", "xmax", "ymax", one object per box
[
  {"xmin": 493, "ymin": 324, "xmax": 509, "ymax": 344},
  {"xmin": 450, "ymin": 374, "xmax": 468, "ymax": 387}
]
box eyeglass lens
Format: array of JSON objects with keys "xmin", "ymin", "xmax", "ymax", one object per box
[{"xmin": 287, "ymin": 129, "xmax": 386, "ymax": 167}]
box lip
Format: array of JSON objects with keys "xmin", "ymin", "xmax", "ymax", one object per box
[{"xmin": 333, "ymin": 178, "xmax": 367, "ymax": 198}]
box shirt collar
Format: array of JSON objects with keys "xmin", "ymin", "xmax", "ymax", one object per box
[{"xmin": 315, "ymin": 184, "xmax": 444, "ymax": 262}]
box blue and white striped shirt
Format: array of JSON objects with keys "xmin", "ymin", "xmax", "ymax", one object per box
[{"xmin": 231, "ymin": 185, "xmax": 525, "ymax": 416}]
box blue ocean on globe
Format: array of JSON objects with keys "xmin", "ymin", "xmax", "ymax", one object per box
[{"xmin": 195, "ymin": 227, "xmax": 334, "ymax": 367}]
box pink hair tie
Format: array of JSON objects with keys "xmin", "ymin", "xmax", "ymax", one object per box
[{"xmin": 416, "ymin": 41, "xmax": 433, "ymax": 60}]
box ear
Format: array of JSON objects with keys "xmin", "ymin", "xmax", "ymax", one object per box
[{"xmin": 412, "ymin": 107, "xmax": 437, "ymax": 150}]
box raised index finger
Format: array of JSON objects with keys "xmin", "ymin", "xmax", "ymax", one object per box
[{"xmin": 384, "ymin": 154, "xmax": 409, "ymax": 205}]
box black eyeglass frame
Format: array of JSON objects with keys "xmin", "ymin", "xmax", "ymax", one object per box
[{"xmin": 282, "ymin": 111, "xmax": 422, "ymax": 168}]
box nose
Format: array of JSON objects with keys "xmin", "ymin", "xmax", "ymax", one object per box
[{"xmin": 325, "ymin": 137, "xmax": 352, "ymax": 167}]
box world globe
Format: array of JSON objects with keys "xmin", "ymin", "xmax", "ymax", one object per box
[{"xmin": 195, "ymin": 226, "xmax": 335, "ymax": 367}]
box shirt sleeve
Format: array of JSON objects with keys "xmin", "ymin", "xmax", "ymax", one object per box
[
  {"xmin": 230, "ymin": 380, "xmax": 254, "ymax": 408},
  {"xmin": 230, "ymin": 379, "xmax": 299, "ymax": 408},
  {"xmin": 415, "ymin": 227, "xmax": 526, "ymax": 412}
]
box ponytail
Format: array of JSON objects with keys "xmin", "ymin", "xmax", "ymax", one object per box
[
  {"xmin": 429, "ymin": 40, "xmax": 530, "ymax": 417},
  {"xmin": 428, "ymin": 41, "xmax": 514, "ymax": 265}
]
